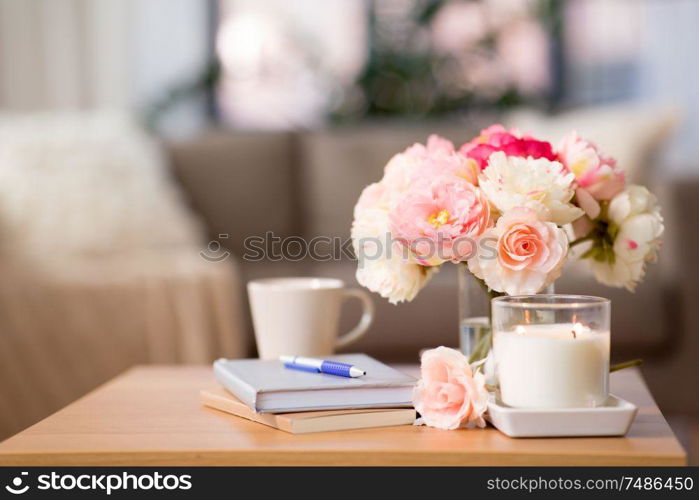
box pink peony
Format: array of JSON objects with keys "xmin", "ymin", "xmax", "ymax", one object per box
[
  {"xmin": 413, "ymin": 346, "xmax": 489, "ymax": 430},
  {"xmin": 384, "ymin": 134, "xmax": 479, "ymax": 190},
  {"xmin": 459, "ymin": 124, "xmax": 556, "ymax": 170},
  {"xmin": 389, "ymin": 176, "xmax": 492, "ymax": 266},
  {"xmin": 556, "ymin": 131, "xmax": 625, "ymax": 200},
  {"xmin": 424, "ymin": 133, "xmax": 457, "ymax": 154},
  {"xmin": 468, "ymin": 207, "xmax": 568, "ymax": 295}
]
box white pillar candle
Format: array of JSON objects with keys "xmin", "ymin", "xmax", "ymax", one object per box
[{"xmin": 493, "ymin": 323, "xmax": 610, "ymax": 409}]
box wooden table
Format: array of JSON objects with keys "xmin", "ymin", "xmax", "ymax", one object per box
[{"xmin": 0, "ymin": 366, "xmax": 686, "ymax": 466}]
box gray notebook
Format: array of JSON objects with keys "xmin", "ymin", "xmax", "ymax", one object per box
[{"xmin": 213, "ymin": 354, "xmax": 416, "ymax": 413}]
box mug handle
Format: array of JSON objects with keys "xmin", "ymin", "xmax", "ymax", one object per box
[{"xmin": 335, "ymin": 288, "xmax": 375, "ymax": 349}]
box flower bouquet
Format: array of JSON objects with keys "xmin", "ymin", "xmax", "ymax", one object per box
[{"xmin": 351, "ymin": 125, "xmax": 664, "ymax": 429}]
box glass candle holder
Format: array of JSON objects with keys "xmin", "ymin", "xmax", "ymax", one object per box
[{"xmin": 492, "ymin": 295, "xmax": 610, "ymax": 409}]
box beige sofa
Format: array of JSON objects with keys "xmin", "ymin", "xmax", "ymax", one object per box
[{"xmin": 167, "ymin": 123, "xmax": 695, "ymax": 414}]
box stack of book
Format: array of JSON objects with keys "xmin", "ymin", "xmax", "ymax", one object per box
[{"xmin": 202, "ymin": 354, "xmax": 417, "ymax": 434}]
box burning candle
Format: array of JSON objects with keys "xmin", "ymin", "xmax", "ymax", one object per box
[{"xmin": 492, "ymin": 296, "xmax": 611, "ymax": 409}]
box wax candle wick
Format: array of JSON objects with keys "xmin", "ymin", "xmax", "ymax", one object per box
[{"xmin": 571, "ymin": 329, "xmax": 576, "ymax": 339}]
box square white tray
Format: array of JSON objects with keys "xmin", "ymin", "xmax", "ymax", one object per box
[{"xmin": 486, "ymin": 394, "xmax": 637, "ymax": 438}]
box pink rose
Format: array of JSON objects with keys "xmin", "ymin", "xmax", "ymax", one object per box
[
  {"xmin": 413, "ymin": 346, "xmax": 489, "ymax": 430},
  {"xmin": 468, "ymin": 207, "xmax": 568, "ymax": 295},
  {"xmin": 556, "ymin": 131, "xmax": 625, "ymax": 200},
  {"xmin": 459, "ymin": 124, "xmax": 556, "ymax": 170},
  {"xmin": 389, "ymin": 176, "xmax": 492, "ymax": 265}
]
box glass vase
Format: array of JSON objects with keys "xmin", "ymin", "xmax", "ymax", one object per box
[
  {"xmin": 457, "ymin": 264, "xmax": 554, "ymax": 361},
  {"xmin": 457, "ymin": 264, "xmax": 492, "ymax": 359}
]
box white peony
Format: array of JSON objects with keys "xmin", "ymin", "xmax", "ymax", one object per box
[
  {"xmin": 352, "ymin": 206, "xmax": 434, "ymax": 304},
  {"xmin": 607, "ymin": 185, "xmax": 659, "ymax": 225},
  {"xmin": 590, "ymin": 193, "xmax": 664, "ymax": 291},
  {"xmin": 479, "ymin": 152, "xmax": 583, "ymax": 225}
]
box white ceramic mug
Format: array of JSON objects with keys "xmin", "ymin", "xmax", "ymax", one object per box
[{"xmin": 248, "ymin": 277, "xmax": 375, "ymax": 359}]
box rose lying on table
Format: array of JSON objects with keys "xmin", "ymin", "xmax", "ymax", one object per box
[
  {"xmin": 413, "ymin": 346, "xmax": 642, "ymax": 430},
  {"xmin": 413, "ymin": 347, "xmax": 489, "ymax": 430}
]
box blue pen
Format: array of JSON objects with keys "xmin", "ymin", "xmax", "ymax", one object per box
[{"xmin": 279, "ymin": 355, "xmax": 366, "ymax": 378}]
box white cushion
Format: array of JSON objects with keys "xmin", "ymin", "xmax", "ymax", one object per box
[{"xmin": 0, "ymin": 112, "xmax": 205, "ymax": 263}]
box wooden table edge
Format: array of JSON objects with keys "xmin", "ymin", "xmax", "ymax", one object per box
[{"xmin": 0, "ymin": 449, "xmax": 686, "ymax": 467}]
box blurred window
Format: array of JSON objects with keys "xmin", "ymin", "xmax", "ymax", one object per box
[
  {"xmin": 216, "ymin": 0, "xmax": 367, "ymax": 129},
  {"xmin": 215, "ymin": 0, "xmax": 552, "ymax": 129},
  {"xmin": 563, "ymin": 0, "xmax": 643, "ymax": 105}
]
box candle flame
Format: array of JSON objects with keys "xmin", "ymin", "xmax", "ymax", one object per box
[
  {"xmin": 516, "ymin": 325, "xmax": 526, "ymax": 335},
  {"xmin": 572, "ymin": 322, "xmax": 585, "ymax": 339}
]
